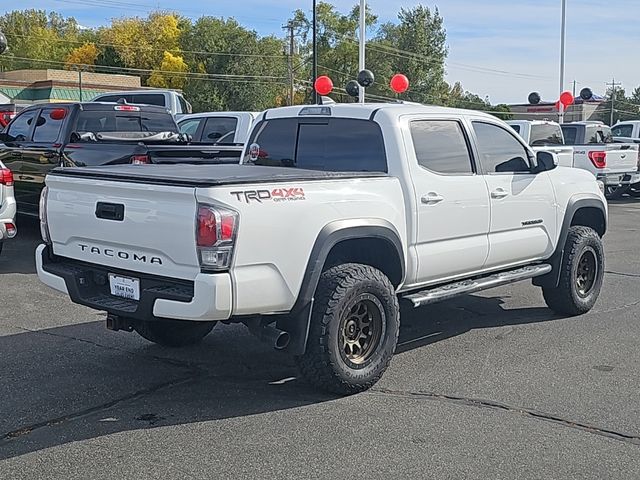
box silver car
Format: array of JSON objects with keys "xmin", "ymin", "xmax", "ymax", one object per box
[{"xmin": 0, "ymin": 160, "xmax": 17, "ymax": 254}]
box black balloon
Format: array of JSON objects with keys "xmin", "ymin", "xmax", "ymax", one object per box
[
  {"xmin": 346, "ymin": 80, "xmax": 360, "ymax": 98},
  {"xmin": 528, "ymin": 92, "xmax": 541, "ymax": 105},
  {"xmin": 357, "ymin": 69, "xmax": 375, "ymax": 88},
  {"xmin": 0, "ymin": 32, "xmax": 7, "ymax": 55},
  {"xmin": 580, "ymin": 87, "xmax": 593, "ymax": 101}
]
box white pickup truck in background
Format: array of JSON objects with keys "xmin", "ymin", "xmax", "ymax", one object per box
[
  {"xmin": 561, "ymin": 122, "xmax": 640, "ymax": 199},
  {"xmin": 177, "ymin": 112, "xmax": 258, "ymax": 146},
  {"xmin": 37, "ymin": 103, "xmax": 608, "ymax": 394},
  {"xmin": 612, "ymin": 120, "xmax": 640, "ymax": 144},
  {"xmin": 507, "ymin": 120, "xmax": 574, "ymax": 167}
]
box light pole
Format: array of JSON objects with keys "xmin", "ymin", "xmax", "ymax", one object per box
[
  {"xmin": 358, "ymin": 0, "xmax": 366, "ymax": 103},
  {"xmin": 559, "ymin": 0, "xmax": 567, "ymax": 122},
  {"xmin": 312, "ymin": 0, "xmax": 318, "ymax": 104}
]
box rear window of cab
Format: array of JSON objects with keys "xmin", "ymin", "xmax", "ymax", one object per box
[{"xmin": 244, "ymin": 117, "xmax": 387, "ymax": 173}]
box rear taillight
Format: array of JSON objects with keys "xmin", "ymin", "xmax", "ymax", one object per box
[
  {"xmin": 196, "ymin": 204, "xmax": 238, "ymax": 271},
  {"xmin": 0, "ymin": 168, "xmax": 13, "ymax": 186},
  {"xmin": 5, "ymin": 223, "xmax": 17, "ymax": 239},
  {"xmin": 588, "ymin": 151, "xmax": 607, "ymax": 169},
  {"xmin": 0, "ymin": 111, "xmax": 15, "ymax": 128},
  {"xmin": 39, "ymin": 186, "xmax": 51, "ymax": 245},
  {"xmin": 131, "ymin": 154, "xmax": 150, "ymax": 165}
]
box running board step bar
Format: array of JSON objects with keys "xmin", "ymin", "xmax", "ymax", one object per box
[{"xmin": 403, "ymin": 264, "xmax": 552, "ymax": 308}]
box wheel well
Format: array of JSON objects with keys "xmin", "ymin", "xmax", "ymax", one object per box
[
  {"xmin": 571, "ymin": 207, "xmax": 606, "ymax": 237},
  {"xmin": 324, "ymin": 237, "xmax": 403, "ymax": 287}
]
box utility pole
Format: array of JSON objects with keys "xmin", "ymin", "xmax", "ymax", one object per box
[
  {"xmin": 606, "ymin": 78, "xmax": 622, "ymax": 125},
  {"xmin": 572, "ymin": 80, "xmax": 576, "ymax": 98},
  {"xmin": 559, "ymin": 0, "xmax": 567, "ymax": 123},
  {"xmin": 283, "ymin": 23, "xmax": 295, "ymax": 106}
]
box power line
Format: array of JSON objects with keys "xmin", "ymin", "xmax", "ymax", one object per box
[
  {"xmin": 1, "ymin": 55, "xmax": 289, "ymax": 84},
  {"xmin": 6, "ymin": 33, "xmax": 287, "ymax": 59}
]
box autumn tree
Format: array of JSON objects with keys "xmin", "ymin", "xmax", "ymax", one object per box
[
  {"xmin": 64, "ymin": 43, "xmax": 99, "ymax": 70},
  {"xmin": 99, "ymin": 12, "xmax": 182, "ymax": 75},
  {"xmin": 148, "ymin": 51, "xmax": 188, "ymax": 89}
]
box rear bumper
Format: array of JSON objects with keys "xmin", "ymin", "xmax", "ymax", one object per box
[
  {"xmin": 36, "ymin": 245, "xmax": 232, "ymax": 322},
  {"xmin": 0, "ymin": 196, "xmax": 17, "ymax": 241},
  {"xmin": 596, "ymin": 172, "xmax": 640, "ymax": 186}
]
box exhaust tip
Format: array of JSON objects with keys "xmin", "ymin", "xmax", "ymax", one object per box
[{"xmin": 274, "ymin": 331, "xmax": 290, "ymax": 350}]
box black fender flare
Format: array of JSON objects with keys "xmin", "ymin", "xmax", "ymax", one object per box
[
  {"xmin": 277, "ymin": 219, "xmax": 405, "ymax": 355},
  {"xmin": 533, "ymin": 196, "xmax": 607, "ymax": 288}
]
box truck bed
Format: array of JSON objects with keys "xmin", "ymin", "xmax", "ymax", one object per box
[{"xmin": 49, "ymin": 164, "xmax": 387, "ymax": 188}]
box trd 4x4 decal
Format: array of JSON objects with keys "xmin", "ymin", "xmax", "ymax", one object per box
[{"xmin": 230, "ymin": 187, "xmax": 306, "ymax": 204}]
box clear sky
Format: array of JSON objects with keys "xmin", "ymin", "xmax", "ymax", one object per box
[{"xmin": 3, "ymin": 0, "xmax": 638, "ymax": 104}]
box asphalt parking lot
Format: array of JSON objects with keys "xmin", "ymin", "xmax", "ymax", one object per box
[{"xmin": 1, "ymin": 202, "xmax": 640, "ymax": 479}]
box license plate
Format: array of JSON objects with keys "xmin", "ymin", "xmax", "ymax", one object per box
[{"xmin": 108, "ymin": 274, "xmax": 140, "ymax": 301}]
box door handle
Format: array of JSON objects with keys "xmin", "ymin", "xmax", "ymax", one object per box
[
  {"xmin": 491, "ymin": 188, "xmax": 509, "ymax": 199},
  {"xmin": 421, "ymin": 192, "xmax": 445, "ymax": 205},
  {"xmin": 621, "ymin": 154, "xmax": 627, "ymax": 159}
]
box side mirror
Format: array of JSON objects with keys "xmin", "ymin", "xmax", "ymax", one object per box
[{"xmin": 533, "ymin": 151, "xmax": 558, "ymax": 173}]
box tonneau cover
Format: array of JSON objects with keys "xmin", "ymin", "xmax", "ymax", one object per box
[{"xmin": 49, "ymin": 164, "xmax": 387, "ymax": 187}]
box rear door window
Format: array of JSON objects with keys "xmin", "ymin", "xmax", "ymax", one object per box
[
  {"xmin": 32, "ymin": 107, "xmax": 67, "ymax": 143},
  {"xmin": 410, "ymin": 120, "xmax": 475, "ymax": 174},
  {"xmin": 529, "ymin": 124, "xmax": 564, "ymax": 146},
  {"xmin": 245, "ymin": 118, "xmax": 387, "ymax": 172},
  {"xmin": 201, "ymin": 117, "xmax": 238, "ymax": 144},
  {"xmin": 5, "ymin": 109, "xmax": 38, "ymax": 141}
]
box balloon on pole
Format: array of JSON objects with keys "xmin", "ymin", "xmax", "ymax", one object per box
[
  {"xmin": 314, "ymin": 76, "xmax": 333, "ymax": 96},
  {"xmin": 560, "ymin": 91, "xmax": 574, "ymax": 107},
  {"xmin": 390, "ymin": 74, "xmax": 409, "ymax": 94}
]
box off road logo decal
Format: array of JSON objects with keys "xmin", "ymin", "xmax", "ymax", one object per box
[{"xmin": 230, "ymin": 188, "xmax": 306, "ymax": 204}]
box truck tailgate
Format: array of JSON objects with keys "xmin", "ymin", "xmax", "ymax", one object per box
[
  {"xmin": 45, "ymin": 174, "xmax": 200, "ymax": 280},
  {"xmin": 603, "ymin": 144, "xmax": 639, "ymax": 173}
]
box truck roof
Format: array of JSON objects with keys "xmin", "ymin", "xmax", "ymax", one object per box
[
  {"xmin": 507, "ymin": 120, "xmax": 560, "ymax": 126},
  {"xmin": 262, "ymin": 103, "xmax": 501, "ymax": 122},
  {"xmin": 19, "ymin": 102, "xmax": 171, "ymax": 114}
]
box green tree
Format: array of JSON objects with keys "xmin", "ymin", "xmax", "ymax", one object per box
[
  {"xmin": 0, "ymin": 10, "xmax": 83, "ymax": 69},
  {"xmin": 180, "ymin": 17, "xmax": 287, "ymax": 111}
]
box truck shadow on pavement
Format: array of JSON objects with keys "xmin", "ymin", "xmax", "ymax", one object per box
[
  {"xmin": 0, "ymin": 293, "xmax": 560, "ymax": 461},
  {"xmin": 0, "ymin": 215, "xmax": 40, "ymax": 275}
]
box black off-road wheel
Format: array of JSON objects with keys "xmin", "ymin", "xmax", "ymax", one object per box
[
  {"xmin": 296, "ymin": 263, "xmax": 400, "ymax": 395},
  {"xmin": 134, "ymin": 319, "xmax": 216, "ymax": 347},
  {"xmin": 542, "ymin": 226, "xmax": 604, "ymax": 316}
]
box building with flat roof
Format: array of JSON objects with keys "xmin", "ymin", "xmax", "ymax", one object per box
[
  {"xmin": 508, "ymin": 99, "xmax": 608, "ymax": 123},
  {"xmin": 0, "ymin": 69, "xmax": 142, "ymax": 104}
]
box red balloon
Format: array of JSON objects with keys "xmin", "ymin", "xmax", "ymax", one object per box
[
  {"xmin": 390, "ymin": 74, "xmax": 410, "ymax": 94},
  {"xmin": 555, "ymin": 101, "xmax": 561, "ymax": 111},
  {"xmin": 560, "ymin": 91, "xmax": 574, "ymax": 107},
  {"xmin": 314, "ymin": 76, "xmax": 333, "ymax": 96}
]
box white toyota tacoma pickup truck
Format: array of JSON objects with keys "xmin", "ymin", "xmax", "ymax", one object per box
[{"xmin": 37, "ymin": 103, "xmax": 608, "ymax": 394}]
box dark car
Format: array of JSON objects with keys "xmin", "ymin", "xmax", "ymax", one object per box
[{"xmin": 0, "ymin": 102, "xmax": 243, "ymax": 215}]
